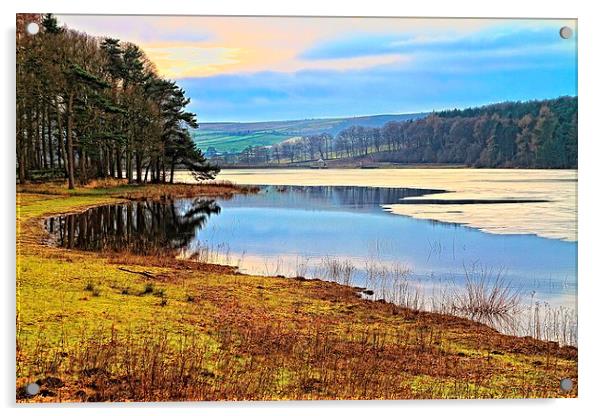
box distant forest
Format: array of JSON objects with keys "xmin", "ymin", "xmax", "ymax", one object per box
[
  {"xmin": 224, "ymin": 96, "xmax": 577, "ymax": 169},
  {"xmin": 16, "ymin": 14, "xmax": 217, "ymax": 188}
]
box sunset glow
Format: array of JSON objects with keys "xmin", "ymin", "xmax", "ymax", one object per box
[{"xmin": 57, "ymin": 15, "xmax": 577, "ymax": 121}]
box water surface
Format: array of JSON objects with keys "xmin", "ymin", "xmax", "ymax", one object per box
[
  {"xmin": 46, "ymin": 170, "xmax": 578, "ymax": 344},
  {"xmin": 47, "ymin": 185, "xmax": 577, "ymax": 306},
  {"xmin": 175, "ymin": 168, "xmax": 577, "ymax": 241}
]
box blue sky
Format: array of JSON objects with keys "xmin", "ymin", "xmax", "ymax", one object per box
[{"xmin": 59, "ymin": 16, "xmax": 577, "ymax": 122}]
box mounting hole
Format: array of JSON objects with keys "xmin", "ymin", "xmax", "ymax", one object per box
[
  {"xmin": 559, "ymin": 26, "xmax": 573, "ymax": 40},
  {"xmin": 26, "ymin": 22, "xmax": 40, "ymax": 35},
  {"xmin": 25, "ymin": 382, "xmax": 40, "ymax": 396},
  {"xmin": 560, "ymin": 378, "xmax": 574, "ymax": 392}
]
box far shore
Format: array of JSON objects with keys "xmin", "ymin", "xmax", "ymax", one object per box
[
  {"xmin": 213, "ymin": 163, "xmax": 469, "ymax": 169},
  {"xmin": 210, "ymin": 163, "xmax": 577, "ymax": 170}
]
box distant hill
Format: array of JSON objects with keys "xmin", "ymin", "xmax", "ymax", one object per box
[
  {"xmin": 192, "ymin": 113, "xmax": 427, "ymax": 153},
  {"xmin": 202, "ymin": 96, "xmax": 577, "ymax": 169}
]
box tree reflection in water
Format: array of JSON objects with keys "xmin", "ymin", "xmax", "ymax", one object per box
[{"xmin": 46, "ymin": 198, "xmax": 221, "ymax": 254}]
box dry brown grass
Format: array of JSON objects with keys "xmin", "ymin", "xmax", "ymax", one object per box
[
  {"xmin": 16, "ymin": 184, "xmax": 578, "ymax": 402},
  {"xmin": 17, "ymin": 178, "xmax": 259, "ymax": 199},
  {"xmin": 17, "ymin": 289, "xmax": 578, "ymax": 401}
]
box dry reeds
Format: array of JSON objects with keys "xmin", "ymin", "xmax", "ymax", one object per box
[
  {"xmin": 319, "ymin": 257, "xmax": 356, "ymax": 286},
  {"xmin": 450, "ymin": 266, "xmax": 522, "ymax": 329},
  {"xmin": 227, "ymin": 252, "xmax": 576, "ymax": 346}
]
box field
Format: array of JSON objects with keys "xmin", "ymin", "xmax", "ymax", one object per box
[
  {"xmin": 192, "ymin": 130, "xmax": 292, "ymax": 153},
  {"xmin": 16, "ymin": 181, "xmax": 577, "ymax": 401},
  {"xmin": 193, "ymin": 113, "xmax": 426, "ymax": 153}
]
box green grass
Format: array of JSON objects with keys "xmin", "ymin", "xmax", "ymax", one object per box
[
  {"xmin": 16, "ymin": 182, "xmax": 578, "ymax": 402},
  {"xmin": 192, "ymin": 130, "xmax": 292, "ymax": 153},
  {"xmin": 191, "ymin": 112, "xmax": 429, "ymax": 155},
  {"xmin": 192, "ymin": 113, "xmax": 428, "ymax": 155}
]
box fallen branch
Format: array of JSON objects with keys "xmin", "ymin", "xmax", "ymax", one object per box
[{"xmin": 117, "ymin": 267, "xmax": 158, "ymax": 279}]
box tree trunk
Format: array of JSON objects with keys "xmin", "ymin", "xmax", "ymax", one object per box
[
  {"xmin": 18, "ymin": 151, "xmax": 26, "ymax": 183},
  {"xmin": 40, "ymin": 106, "xmax": 48, "ymax": 169},
  {"xmin": 66, "ymin": 93, "xmax": 75, "ymax": 189},
  {"xmin": 55, "ymin": 97, "xmax": 67, "ymax": 174},
  {"xmin": 47, "ymin": 104, "xmax": 54, "ymax": 168},
  {"xmin": 126, "ymin": 144, "xmax": 133, "ymax": 184},
  {"xmin": 115, "ymin": 147, "xmax": 122, "ymax": 178},
  {"xmin": 34, "ymin": 105, "xmax": 42, "ymax": 169},
  {"xmin": 26, "ymin": 109, "xmax": 35, "ymax": 172},
  {"xmin": 108, "ymin": 145, "xmax": 115, "ymax": 177},
  {"xmin": 79, "ymin": 148, "xmax": 87, "ymax": 184},
  {"xmin": 16, "ymin": 102, "xmax": 27, "ymax": 183},
  {"xmin": 143, "ymin": 162, "xmax": 151, "ymax": 183},
  {"xmin": 169, "ymin": 156, "xmax": 175, "ymax": 184},
  {"xmin": 135, "ymin": 152, "xmax": 142, "ymax": 183},
  {"xmin": 154, "ymin": 158, "xmax": 161, "ymax": 183}
]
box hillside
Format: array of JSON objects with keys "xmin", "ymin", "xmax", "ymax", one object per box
[
  {"xmin": 204, "ymin": 97, "xmax": 577, "ymax": 169},
  {"xmin": 192, "ymin": 113, "xmax": 426, "ymax": 153}
]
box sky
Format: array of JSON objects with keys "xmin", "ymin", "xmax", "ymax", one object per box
[{"xmin": 57, "ymin": 15, "xmax": 577, "ymax": 122}]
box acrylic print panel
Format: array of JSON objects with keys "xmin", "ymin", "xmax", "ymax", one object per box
[{"xmin": 15, "ymin": 14, "xmax": 577, "ymax": 402}]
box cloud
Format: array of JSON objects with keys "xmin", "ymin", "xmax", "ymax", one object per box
[
  {"xmin": 143, "ymin": 46, "xmax": 242, "ymax": 78},
  {"xmin": 300, "ymin": 24, "xmax": 576, "ymax": 61},
  {"xmin": 60, "ymin": 15, "xmax": 574, "ymax": 78},
  {"xmin": 178, "ymin": 57, "xmax": 576, "ymax": 122},
  {"xmin": 55, "ymin": 15, "xmax": 577, "ymax": 121},
  {"xmin": 56, "ymin": 15, "xmax": 211, "ymax": 44}
]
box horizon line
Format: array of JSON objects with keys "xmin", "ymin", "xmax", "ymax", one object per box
[{"xmin": 194, "ymin": 94, "xmax": 577, "ymax": 125}]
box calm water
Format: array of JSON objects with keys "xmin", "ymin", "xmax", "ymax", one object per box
[
  {"xmin": 46, "ymin": 183, "xmax": 577, "ymax": 310},
  {"xmin": 177, "ymin": 168, "xmax": 577, "ymax": 241}
]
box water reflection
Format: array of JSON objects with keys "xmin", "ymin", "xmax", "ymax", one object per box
[
  {"xmin": 201, "ymin": 168, "xmax": 578, "ymax": 241},
  {"xmin": 44, "ymin": 184, "xmax": 577, "ymax": 344},
  {"xmin": 244, "ymin": 185, "xmax": 446, "ymax": 213},
  {"xmin": 46, "ymin": 185, "xmax": 440, "ymax": 252},
  {"xmin": 46, "ymin": 198, "xmax": 220, "ymax": 253}
]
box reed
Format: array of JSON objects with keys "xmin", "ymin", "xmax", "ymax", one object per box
[
  {"xmin": 319, "ymin": 257, "xmax": 356, "ymax": 286},
  {"xmin": 450, "ymin": 265, "xmax": 522, "ymax": 330}
]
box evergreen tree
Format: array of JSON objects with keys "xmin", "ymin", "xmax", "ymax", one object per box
[{"xmin": 16, "ymin": 14, "xmax": 217, "ymax": 187}]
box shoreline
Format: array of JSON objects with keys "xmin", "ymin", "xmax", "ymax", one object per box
[
  {"xmin": 16, "ymin": 181, "xmax": 577, "ymax": 401},
  {"xmin": 205, "ymin": 164, "xmax": 578, "ymax": 170}
]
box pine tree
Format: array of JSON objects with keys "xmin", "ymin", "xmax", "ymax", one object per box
[{"xmin": 16, "ymin": 14, "xmax": 217, "ymax": 187}]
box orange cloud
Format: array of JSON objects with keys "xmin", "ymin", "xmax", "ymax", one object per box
[{"xmin": 56, "ymin": 15, "xmax": 576, "ymax": 79}]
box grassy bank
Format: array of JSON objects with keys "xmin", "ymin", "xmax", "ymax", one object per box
[{"xmin": 16, "ymin": 181, "xmax": 577, "ymax": 401}]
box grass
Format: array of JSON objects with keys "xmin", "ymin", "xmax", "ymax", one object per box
[
  {"xmin": 192, "ymin": 130, "xmax": 292, "ymax": 153},
  {"xmin": 16, "ymin": 181, "xmax": 577, "ymax": 401},
  {"xmin": 191, "ymin": 113, "xmax": 427, "ymax": 155}
]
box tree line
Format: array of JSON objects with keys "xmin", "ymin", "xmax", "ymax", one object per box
[
  {"xmin": 16, "ymin": 14, "xmax": 218, "ymax": 188},
  {"xmin": 220, "ymin": 96, "xmax": 577, "ymax": 168}
]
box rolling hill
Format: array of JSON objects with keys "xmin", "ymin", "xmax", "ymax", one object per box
[{"xmin": 192, "ymin": 113, "xmax": 427, "ymax": 153}]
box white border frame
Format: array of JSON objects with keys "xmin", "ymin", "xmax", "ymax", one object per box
[{"xmin": 2, "ymin": 1, "xmax": 599, "ymax": 415}]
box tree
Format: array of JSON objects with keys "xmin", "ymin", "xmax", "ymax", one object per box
[
  {"xmin": 516, "ymin": 114, "xmax": 534, "ymax": 167},
  {"xmin": 16, "ymin": 14, "xmax": 217, "ymax": 187},
  {"xmin": 532, "ymin": 106, "xmax": 559, "ymax": 168}
]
